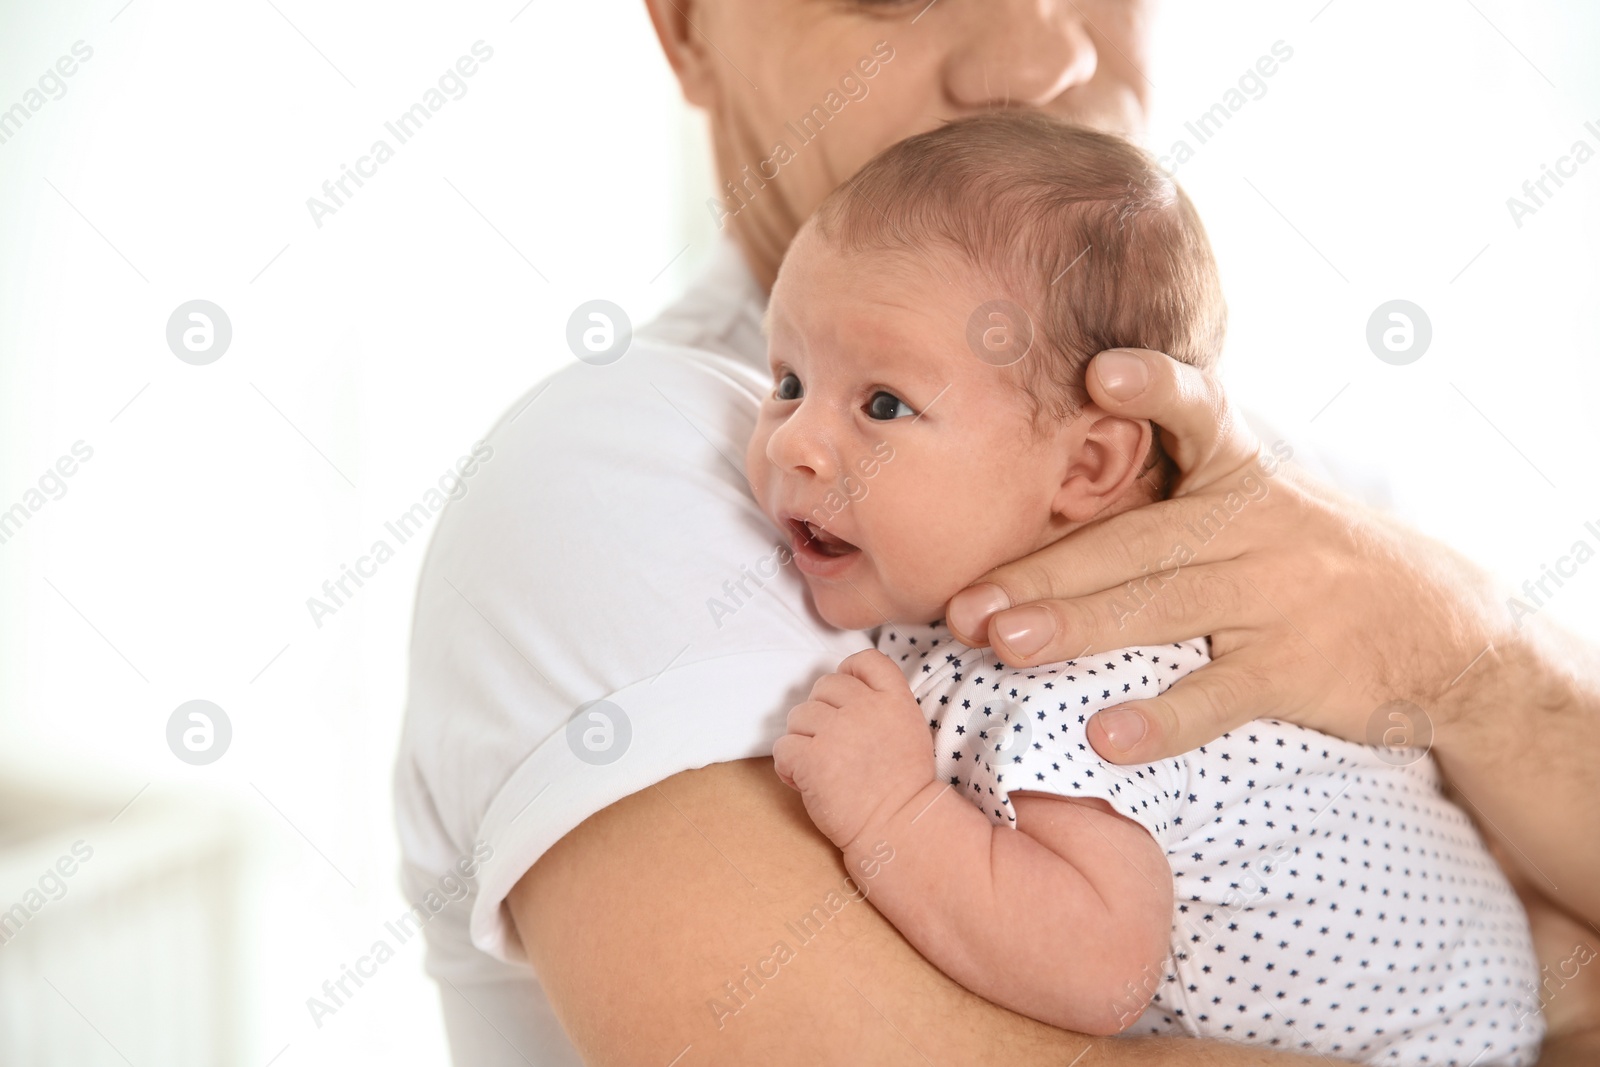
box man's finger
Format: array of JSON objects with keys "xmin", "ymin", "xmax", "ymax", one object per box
[
  {"xmin": 978, "ymin": 562, "xmax": 1257, "ymax": 666},
  {"xmin": 946, "ymin": 497, "xmax": 1223, "ymax": 645},
  {"xmin": 1084, "ymin": 647, "xmax": 1283, "ymax": 764},
  {"xmin": 944, "ymin": 497, "xmax": 1189, "ymax": 630},
  {"xmin": 1084, "ymin": 348, "xmax": 1262, "ymax": 496},
  {"xmin": 945, "ymin": 463, "xmax": 1290, "ymax": 647},
  {"xmin": 838, "ymin": 647, "xmax": 912, "ymax": 694}
]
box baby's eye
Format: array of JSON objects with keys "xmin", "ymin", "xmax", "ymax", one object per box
[
  {"xmin": 773, "ymin": 372, "xmax": 802, "ymax": 401},
  {"xmin": 866, "ymin": 390, "xmax": 915, "ymax": 421}
]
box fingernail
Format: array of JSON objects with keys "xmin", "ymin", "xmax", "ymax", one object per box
[
  {"xmin": 1096, "ymin": 350, "xmax": 1148, "ymax": 401},
  {"xmin": 1098, "ymin": 708, "xmax": 1148, "ymax": 752},
  {"xmin": 948, "ymin": 583, "xmax": 1011, "ymax": 639},
  {"xmin": 993, "ymin": 605, "xmax": 1054, "ymax": 658}
]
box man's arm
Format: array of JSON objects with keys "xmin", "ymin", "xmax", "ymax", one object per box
[{"xmin": 508, "ymin": 757, "xmax": 1322, "ymax": 1066}]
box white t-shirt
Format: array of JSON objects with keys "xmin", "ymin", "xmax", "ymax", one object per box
[
  {"xmin": 879, "ymin": 620, "xmax": 1543, "ymax": 1066},
  {"xmin": 392, "ymin": 236, "xmax": 873, "ymax": 1063}
]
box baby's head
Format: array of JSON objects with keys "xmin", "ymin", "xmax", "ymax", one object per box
[{"xmin": 745, "ymin": 111, "xmax": 1226, "ymax": 631}]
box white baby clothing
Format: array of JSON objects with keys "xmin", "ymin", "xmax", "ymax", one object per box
[{"xmin": 877, "ymin": 620, "xmax": 1544, "ymax": 1066}]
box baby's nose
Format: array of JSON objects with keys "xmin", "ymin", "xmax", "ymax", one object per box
[{"xmin": 767, "ymin": 410, "xmax": 838, "ymax": 479}]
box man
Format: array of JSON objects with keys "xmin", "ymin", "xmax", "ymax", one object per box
[{"xmin": 395, "ymin": 1, "xmax": 1600, "ymax": 1062}]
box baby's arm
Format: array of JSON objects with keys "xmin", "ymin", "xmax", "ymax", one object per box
[
  {"xmin": 773, "ymin": 648, "xmax": 1173, "ymax": 1035},
  {"xmin": 841, "ymin": 783, "xmax": 1173, "ymax": 1036}
]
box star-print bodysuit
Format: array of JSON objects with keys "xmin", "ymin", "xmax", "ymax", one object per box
[{"xmin": 876, "ymin": 620, "xmax": 1543, "ymax": 1066}]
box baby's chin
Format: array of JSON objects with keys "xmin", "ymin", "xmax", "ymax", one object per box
[{"xmin": 809, "ymin": 583, "xmax": 947, "ymax": 633}]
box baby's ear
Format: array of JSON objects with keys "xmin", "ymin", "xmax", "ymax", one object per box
[{"xmin": 1049, "ymin": 411, "xmax": 1156, "ymax": 523}]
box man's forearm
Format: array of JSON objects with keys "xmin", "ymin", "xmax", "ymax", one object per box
[
  {"xmin": 1427, "ymin": 564, "xmax": 1600, "ymax": 925},
  {"xmin": 508, "ymin": 757, "xmax": 1324, "ymax": 1066}
]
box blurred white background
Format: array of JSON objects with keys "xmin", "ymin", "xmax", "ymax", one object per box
[{"xmin": 0, "ymin": 0, "xmax": 1595, "ymax": 1063}]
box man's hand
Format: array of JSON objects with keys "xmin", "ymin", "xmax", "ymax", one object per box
[
  {"xmin": 772, "ymin": 648, "xmax": 936, "ymax": 852},
  {"xmin": 940, "ymin": 346, "xmax": 1600, "ymax": 928},
  {"xmin": 944, "ymin": 347, "xmax": 1510, "ymax": 767}
]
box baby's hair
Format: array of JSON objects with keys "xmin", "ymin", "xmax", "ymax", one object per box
[{"xmin": 808, "ymin": 112, "xmax": 1226, "ymax": 468}]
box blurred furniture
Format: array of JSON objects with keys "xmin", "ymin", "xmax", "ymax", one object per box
[{"xmin": 0, "ymin": 773, "xmax": 246, "ymax": 1066}]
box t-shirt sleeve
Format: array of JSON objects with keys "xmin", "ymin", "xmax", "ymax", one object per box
[
  {"xmin": 878, "ymin": 629, "xmax": 1208, "ymax": 850},
  {"xmin": 394, "ymin": 343, "xmax": 871, "ymax": 966}
]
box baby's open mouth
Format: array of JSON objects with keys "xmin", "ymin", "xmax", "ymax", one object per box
[{"xmin": 789, "ymin": 517, "xmax": 859, "ymax": 558}]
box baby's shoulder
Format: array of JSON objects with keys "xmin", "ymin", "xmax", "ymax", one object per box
[
  {"xmin": 874, "ymin": 621, "xmax": 976, "ymax": 689},
  {"xmin": 876, "ymin": 621, "xmax": 1210, "ymax": 712}
]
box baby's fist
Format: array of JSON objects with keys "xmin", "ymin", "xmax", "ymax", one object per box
[{"xmin": 772, "ymin": 648, "xmax": 935, "ymax": 851}]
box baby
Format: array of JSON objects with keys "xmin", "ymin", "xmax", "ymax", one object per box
[{"xmin": 748, "ymin": 113, "xmax": 1543, "ymax": 1065}]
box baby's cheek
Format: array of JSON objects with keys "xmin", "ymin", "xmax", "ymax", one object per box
[
  {"xmin": 862, "ymin": 554, "xmax": 942, "ymax": 628},
  {"xmin": 742, "ymin": 428, "xmax": 771, "ymax": 500}
]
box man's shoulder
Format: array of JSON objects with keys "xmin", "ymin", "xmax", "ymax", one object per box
[
  {"xmin": 488, "ymin": 338, "xmax": 767, "ymax": 459},
  {"xmin": 419, "ymin": 337, "xmax": 770, "ymax": 567},
  {"xmin": 394, "ymin": 330, "xmax": 844, "ymax": 922}
]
